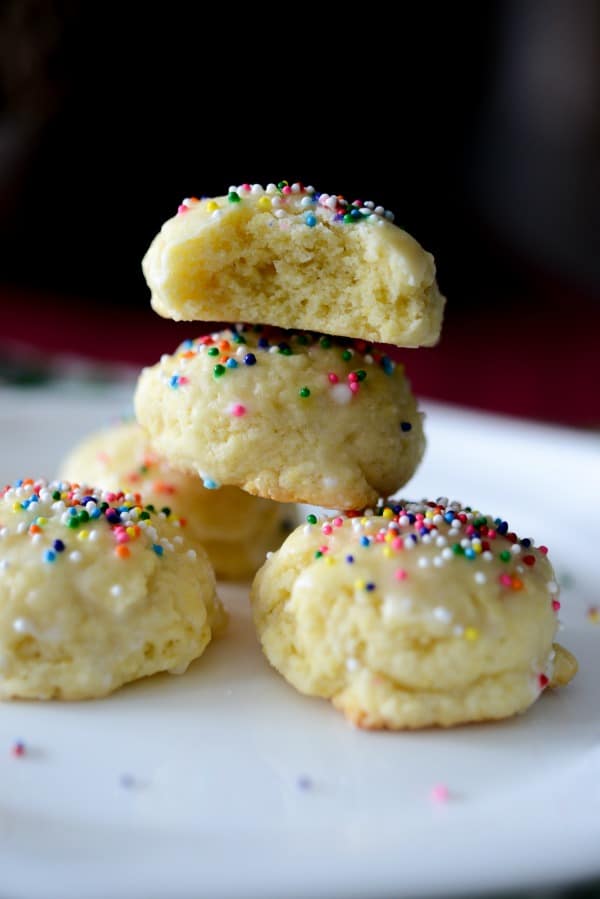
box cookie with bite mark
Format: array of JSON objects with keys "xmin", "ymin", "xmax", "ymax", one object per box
[{"xmin": 142, "ymin": 182, "xmax": 445, "ymax": 347}]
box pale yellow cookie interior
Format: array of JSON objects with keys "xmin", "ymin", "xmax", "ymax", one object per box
[
  {"xmin": 251, "ymin": 500, "xmax": 576, "ymax": 729},
  {"xmin": 134, "ymin": 327, "xmax": 425, "ymax": 509},
  {"xmin": 143, "ymin": 183, "xmax": 445, "ymax": 347},
  {"xmin": 0, "ymin": 479, "xmax": 226, "ymax": 700},
  {"xmin": 59, "ymin": 421, "xmax": 294, "ymax": 581}
]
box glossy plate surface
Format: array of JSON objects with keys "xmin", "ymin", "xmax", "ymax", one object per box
[{"xmin": 0, "ymin": 385, "xmax": 598, "ymax": 899}]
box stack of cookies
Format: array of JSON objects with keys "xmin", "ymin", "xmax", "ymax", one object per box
[
  {"xmin": 1, "ymin": 181, "xmax": 576, "ymax": 713},
  {"xmin": 134, "ymin": 181, "xmax": 577, "ymax": 728},
  {"xmin": 136, "ymin": 183, "xmax": 440, "ymax": 509}
]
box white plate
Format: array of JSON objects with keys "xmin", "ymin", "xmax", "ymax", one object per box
[{"xmin": 1, "ymin": 385, "xmax": 599, "ymax": 899}]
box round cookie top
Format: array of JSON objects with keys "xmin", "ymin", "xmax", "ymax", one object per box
[
  {"xmin": 297, "ymin": 497, "xmax": 558, "ymax": 615},
  {"xmin": 164, "ymin": 323, "xmax": 407, "ymax": 393},
  {"xmin": 134, "ymin": 325, "xmax": 425, "ymax": 508},
  {"xmin": 0, "ymin": 477, "xmax": 213, "ymax": 584},
  {"xmin": 0, "ymin": 478, "xmax": 226, "ymax": 700},
  {"xmin": 142, "ymin": 181, "xmax": 445, "ymax": 347},
  {"xmin": 251, "ymin": 497, "xmax": 577, "ymax": 729}
]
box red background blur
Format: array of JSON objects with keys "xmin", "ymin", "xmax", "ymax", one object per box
[{"xmin": 1, "ymin": 2, "xmax": 598, "ymax": 426}]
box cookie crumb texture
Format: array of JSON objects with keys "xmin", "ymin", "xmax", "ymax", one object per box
[
  {"xmin": 60, "ymin": 421, "xmax": 293, "ymax": 581},
  {"xmin": 251, "ymin": 499, "xmax": 576, "ymax": 729},
  {"xmin": 134, "ymin": 327, "xmax": 425, "ymax": 509},
  {"xmin": 0, "ymin": 479, "xmax": 226, "ymax": 700},
  {"xmin": 143, "ymin": 183, "xmax": 445, "ymax": 347}
]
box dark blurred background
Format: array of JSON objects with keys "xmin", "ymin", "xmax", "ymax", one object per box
[{"xmin": 0, "ymin": 0, "xmax": 598, "ymax": 424}]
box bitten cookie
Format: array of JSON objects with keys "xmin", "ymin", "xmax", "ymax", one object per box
[
  {"xmin": 0, "ymin": 478, "xmax": 226, "ymax": 700},
  {"xmin": 251, "ymin": 499, "xmax": 577, "ymax": 729},
  {"xmin": 59, "ymin": 421, "xmax": 294, "ymax": 581},
  {"xmin": 134, "ymin": 327, "xmax": 425, "ymax": 509},
  {"xmin": 142, "ymin": 182, "xmax": 445, "ymax": 347}
]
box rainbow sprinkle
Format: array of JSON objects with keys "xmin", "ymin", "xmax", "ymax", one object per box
[
  {"xmin": 0, "ymin": 479, "xmax": 184, "ymax": 571},
  {"xmin": 429, "ymin": 783, "xmax": 450, "ymax": 804},
  {"xmin": 175, "ymin": 182, "xmax": 396, "ymax": 228},
  {"xmin": 10, "ymin": 740, "xmax": 26, "ymax": 758},
  {"xmin": 161, "ymin": 325, "xmax": 401, "ymax": 415},
  {"xmin": 302, "ymin": 498, "xmax": 557, "ymax": 640}
]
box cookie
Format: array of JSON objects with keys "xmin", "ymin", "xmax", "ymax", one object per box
[
  {"xmin": 134, "ymin": 327, "xmax": 425, "ymax": 509},
  {"xmin": 0, "ymin": 478, "xmax": 226, "ymax": 700},
  {"xmin": 59, "ymin": 421, "xmax": 294, "ymax": 581},
  {"xmin": 142, "ymin": 182, "xmax": 445, "ymax": 347},
  {"xmin": 251, "ymin": 499, "xmax": 577, "ymax": 729}
]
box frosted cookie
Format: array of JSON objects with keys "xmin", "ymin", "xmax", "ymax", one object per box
[
  {"xmin": 142, "ymin": 182, "xmax": 445, "ymax": 347},
  {"xmin": 251, "ymin": 499, "xmax": 577, "ymax": 729},
  {"xmin": 0, "ymin": 478, "xmax": 226, "ymax": 700},
  {"xmin": 134, "ymin": 326, "xmax": 425, "ymax": 509},
  {"xmin": 59, "ymin": 421, "xmax": 294, "ymax": 581}
]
